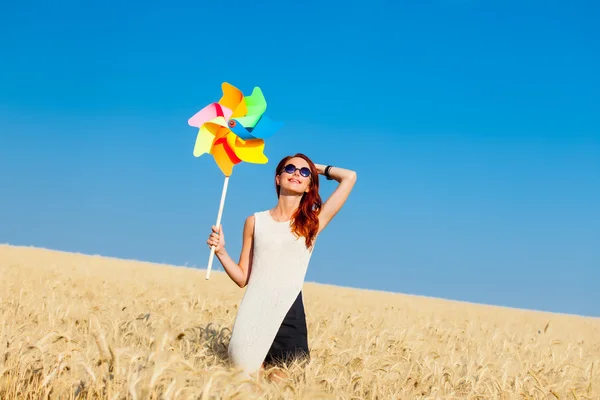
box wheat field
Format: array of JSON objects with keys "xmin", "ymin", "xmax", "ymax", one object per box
[{"xmin": 0, "ymin": 244, "xmax": 598, "ymax": 399}]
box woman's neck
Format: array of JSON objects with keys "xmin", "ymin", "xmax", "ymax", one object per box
[{"xmin": 273, "ymin": 194, "xmax": 302, "ymax": 220}]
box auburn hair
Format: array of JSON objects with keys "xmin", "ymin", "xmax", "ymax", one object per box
[{"xmin": 275, "ymin": 153, "xmax": 322, "ymax": 248}]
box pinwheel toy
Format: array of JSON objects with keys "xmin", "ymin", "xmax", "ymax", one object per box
[{"xmin": 188, "ymin": 82, "xmax": 283, "ymax": 279}]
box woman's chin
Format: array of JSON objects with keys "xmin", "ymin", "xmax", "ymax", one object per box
[{"xmin": 280, "ymin": 186, "xmax": 306, "ymax": 196}]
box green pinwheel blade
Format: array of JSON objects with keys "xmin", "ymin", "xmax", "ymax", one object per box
[{"xmin": 239, "ymin": 86, "xmax": 267, "ymax": 128}]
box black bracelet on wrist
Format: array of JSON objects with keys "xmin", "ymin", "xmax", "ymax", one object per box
[{"xmin": 324, "ymin": 165, "xmax": 333, "ymax": 180}]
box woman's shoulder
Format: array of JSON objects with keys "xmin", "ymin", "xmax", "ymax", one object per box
[
  {"xmin": 244, "ymin": 210, "xmax": 270, "ymax": 235},
  {"xmin": 251, "ymin": 209, "xmax": 271, "ymax": 219},
  {"xmin": 245, "ymin": 210, "xmax": 268, "ymax": 225}
]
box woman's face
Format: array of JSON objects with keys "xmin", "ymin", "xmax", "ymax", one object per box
[{"xmin": 276, "ymin": 157, "xmax": 312, "ymax": 194}]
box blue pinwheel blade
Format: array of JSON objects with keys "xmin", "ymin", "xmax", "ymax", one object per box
[
  {"xmin": 229, "ymin": 115, "xmax": 283, "ymax": 141},
  {"xmin": 246, "ymin": 115, "xmax": 283, "ymax": 140}
]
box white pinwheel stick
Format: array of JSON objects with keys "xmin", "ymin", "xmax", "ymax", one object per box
[{"xmin": 206, "ymin": 176, "xmax": 229, "ymax": 280}]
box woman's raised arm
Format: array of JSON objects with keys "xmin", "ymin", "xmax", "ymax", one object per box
[{"xmin": 314, "ymin": 164, "xmax": 357, "ymax": 233}]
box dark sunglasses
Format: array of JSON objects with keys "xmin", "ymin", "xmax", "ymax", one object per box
[{"xmin": 282, "ymin": 163, "xmax": 311, "ymax": 178}]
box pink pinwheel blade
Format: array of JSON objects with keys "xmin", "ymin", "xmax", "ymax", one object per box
[{"xmin": 188, "ymin": 103, "xmax": 233, "ymax": 128}]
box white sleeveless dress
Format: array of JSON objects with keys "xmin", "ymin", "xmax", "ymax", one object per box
[{"xmin": 227, "ymin": 210, "xmax": 316, "ymax": 375}]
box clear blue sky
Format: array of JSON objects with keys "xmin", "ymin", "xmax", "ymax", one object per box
[{"xmin": 1, "ymin": 1, "xmax": 598, "ymax": 317}]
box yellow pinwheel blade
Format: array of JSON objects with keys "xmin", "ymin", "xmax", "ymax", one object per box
[
  {"xmin": 218, "ymin": 82, "xmax": 242, "ymax": 110},
  {"xmin": 226, "ymin": 134, "xmax": 268, "ymax": 164},
  {"xmin": 231, "ymin": 101, "xmax": 247, "ymax": 119},
  {"xmin": 202, "ymin": 118, "xmax": 233, "ymax": 143},
  {"xmin": 219, "ymin": 82, "xmax": 247, "ymax": 118},
  {"xmin": 212, "ymin": 139, "xmax": 240, "ymax": 176},
  {"xmin": 206, "ymin": 116, "xmax": 228, "ymax": 127},
  {"xmin": 193, "ymin": 125, "xmax": 215, "ymax": 157}
]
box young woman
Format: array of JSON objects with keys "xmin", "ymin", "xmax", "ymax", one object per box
[{"xmin": 206, "ymin": 153, "xmax": 357, "ymax": 377}]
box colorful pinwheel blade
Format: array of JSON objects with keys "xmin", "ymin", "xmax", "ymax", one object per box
[
  {"xmin": 250, "ymin": 115, "xmax": 283, "ymax": 139},
  {"xmin": 230, "ymin": 114, "xmax": 283, "ymax": 140},
  {"xmin": 227, "ymin": 119, "xmax": 257, "ymax": 141},
  {"xmin": 237, "ymin": 87, "xmax": 267, "ymax": 128},
  {"xmin": 205, "ymin": 116, "xmax": 229, "ymax": 129},
  {"xmin": 219, "ymin": 82, "xmax": 247, "ymax": 118},
  {"xmin": 226, "ymin": 134, "xmax": 268, "ymax": 164},
  {"xmin": 212, "ymin": 137, "xmax": 241, "ymax": 176},
  {"xmin": 193, "ymin": 125, "xmax": 216, "ymax": 157},
  {"xmin": 218, "ymin": 83, "xmax": 243, "ymax": 111},
  {"xmin": 188, "ymin": 103, "xmax": 232, "ymax": 128}
]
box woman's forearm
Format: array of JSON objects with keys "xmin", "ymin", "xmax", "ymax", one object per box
[
  {"xmin": 215, "ymin": 249, "xmax": 246, "ymax": 287},
  {"xmin": 314, "ymin": 163, "xmax": 357, "ymax": 183},
  {"xmin": 313, "ymin": 162, "xmax": 357, "ymax": 230}
]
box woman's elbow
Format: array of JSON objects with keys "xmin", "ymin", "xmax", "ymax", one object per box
[
  {"xmin": 238, "ymin": 275, "xmax": 249, "ymax": 288},
  {"xmin": 343, "ymin": 170, "xmax": 357, "ymax": 184}
]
